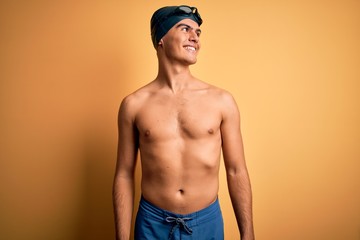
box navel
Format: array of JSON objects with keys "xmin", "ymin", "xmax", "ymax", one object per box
[{"xmin": 178, "ymin": 189, "xmax": 184, "ymax": 194}]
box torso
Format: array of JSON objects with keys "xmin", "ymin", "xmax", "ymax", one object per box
[{"xmin": 131, "ymin": 79, "xmax": 226, "ymax": 214}]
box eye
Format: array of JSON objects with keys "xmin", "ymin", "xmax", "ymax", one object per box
[{"xmin": 181, "ymin": 26, "xmax": 190, "ymax": 32}]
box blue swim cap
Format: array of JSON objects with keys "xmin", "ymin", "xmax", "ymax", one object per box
[{"xmin": 150, "ymin": 5, "xmax": 203, "ymax": 48}]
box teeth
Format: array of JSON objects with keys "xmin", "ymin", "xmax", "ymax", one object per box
[{"xmin": 185, "ymin": 46, "xmax": 196, "ymax": 51}]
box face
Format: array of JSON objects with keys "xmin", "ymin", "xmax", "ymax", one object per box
[{"xmin": 159, "ymin": 19, "xmax": 202, "ymax": 65}]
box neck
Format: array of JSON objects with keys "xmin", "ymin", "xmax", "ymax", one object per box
[{"xmin": 156, "ymin": 57, "xmax": 194, "ymax": 93}]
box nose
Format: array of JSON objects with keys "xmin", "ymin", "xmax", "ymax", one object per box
[{"xmin": 189, "ymin": 30, "xmax": 199, "ymax": 43}]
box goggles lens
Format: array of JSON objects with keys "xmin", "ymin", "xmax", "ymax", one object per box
[{"xmin": 176, "ymin": 6, "xmax": 202, "ymax": 25}]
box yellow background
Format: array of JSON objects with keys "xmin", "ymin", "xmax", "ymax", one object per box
[{"xmin": 1, "ymin": 0, "xmax": 359, "ymax": 239}]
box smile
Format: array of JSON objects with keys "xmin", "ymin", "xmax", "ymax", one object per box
[{"xmin": 184, "ymin": 46, "xmax": 196, "ymax": 52}]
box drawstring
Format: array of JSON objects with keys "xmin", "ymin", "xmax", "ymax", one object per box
[{"xmin": 166, "ymin": 216, "xmax": 193, "ymax": 238}]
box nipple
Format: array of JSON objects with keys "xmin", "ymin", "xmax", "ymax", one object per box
[
  {"xmin": 145, "ymin": 130, "xmax": 151, "ymax": 137},
  {"xmin": 208, "ymin": 129, "xmax": 214, "ymax": 134}
]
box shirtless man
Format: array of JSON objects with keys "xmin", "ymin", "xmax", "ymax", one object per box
[{"xmin": 113, "ymin": 5, "xmax": 254, "ymax": 240}]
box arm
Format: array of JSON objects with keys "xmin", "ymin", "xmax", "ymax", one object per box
[
  {"xmin": 113, "ymin": 97, "xmax": 139, "ymax": 240},
  {"xmin": 220, "ymin": 93, "xmax": 255, "ymax": 240}
]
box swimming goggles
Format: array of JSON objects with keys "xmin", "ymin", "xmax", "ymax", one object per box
[{"xmin": 154, "ymin": 5, "xmax": 203, "ymax": 27}]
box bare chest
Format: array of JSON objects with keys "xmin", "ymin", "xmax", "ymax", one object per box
[{"xmin": 135, "ymin": 95, "xmax": 222, "ymax": 141}]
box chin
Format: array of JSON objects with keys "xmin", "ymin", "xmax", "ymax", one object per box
[{"xmin": 186, "ymin": 57, "xmax": 198, "ymax": 65}]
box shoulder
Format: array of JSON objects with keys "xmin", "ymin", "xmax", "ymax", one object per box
[
  {"xmin": 204, "ymin": 84, "xmax": 239, "ymax": 119},
  {"xmin": 192, "ymin": 78, "xmax": 238, "ymax": 107},
  {"xmin": 195, "ymin": 81, "xmax": 239, "ymax": 119},
  {"xmin": 203, "ymin": 83, "xmax": 238, "ymax": 107},
  {"xmin": 118, "ymin": 84, "xmax": 154, "ymax": 121}
]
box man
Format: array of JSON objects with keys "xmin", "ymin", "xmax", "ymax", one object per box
[{"xmin": 113, "ymin": 5, "xmax": 254, "ymax": 240}]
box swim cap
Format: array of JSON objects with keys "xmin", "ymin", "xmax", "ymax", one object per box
[{"xmin": 150, "ymin": 5, "xmax": 203, "ymax": 48}]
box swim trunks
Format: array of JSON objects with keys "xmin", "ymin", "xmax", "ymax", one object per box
[{"xmin": 135, "ymin": 196, "xmax": 224, "ymax": 240}]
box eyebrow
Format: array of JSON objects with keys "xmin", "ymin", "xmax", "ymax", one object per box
[{"xmin": 176, "ymin": 23, "xmax": 202, "ymax": 34}]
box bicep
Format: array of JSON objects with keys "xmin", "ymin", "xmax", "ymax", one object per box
[
  {"xmin": 115, "ymin": 98, "xmax": 139, "ymax": 178},
  {"xmin": 220, "ymin": 94, "xmax": 246, "ymax": 174}
]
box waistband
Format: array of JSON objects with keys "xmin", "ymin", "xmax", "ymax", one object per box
[{"xmin": 138, "ymin": 196, "xmax": 221, "ymax": 226}]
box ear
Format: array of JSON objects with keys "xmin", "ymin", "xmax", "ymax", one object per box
[{"xmin": 158, "ymin": 39, "xmax": 164, "ymax": 46}]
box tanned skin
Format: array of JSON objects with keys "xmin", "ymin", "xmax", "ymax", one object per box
[{"xmin": 113, "ymin": 18, "xmax": 255, "ymax": 239}]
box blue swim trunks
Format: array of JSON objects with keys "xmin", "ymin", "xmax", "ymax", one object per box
[{"xmin": 135, "ymin": 196, "xmax": 224, "ymax": 240}]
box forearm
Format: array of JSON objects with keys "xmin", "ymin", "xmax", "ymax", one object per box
[
  {"xmin": 227, "ymin": 170, "xmax": 255, "ymax": 240},
  {"xmin": 113, "ymin": 176, "xmax": 135, "ymax": 240}
]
